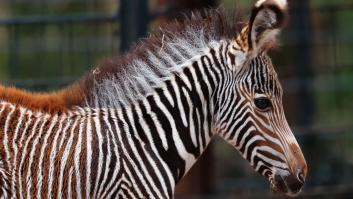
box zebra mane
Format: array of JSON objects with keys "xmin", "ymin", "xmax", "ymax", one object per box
[{"xmin": 80, "ymin": 8, "xmax": 241, "ymax": 108}]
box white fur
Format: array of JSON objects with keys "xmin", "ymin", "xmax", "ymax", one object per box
[
  {"xmin": 255, "ymin": 0, "xmax": 287, "ymax": 10},
  {"xmin": 91, "ymin": 27, "xmax": 224, "ymax": 108},
  {"xmin": 250, "ymin": 4, "xmax": 282, "ymax": 54}
]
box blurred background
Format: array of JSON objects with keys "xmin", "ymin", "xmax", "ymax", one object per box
[{"xmin": 0, "ymin": 0, "xmax": 352, "ymax": 198}]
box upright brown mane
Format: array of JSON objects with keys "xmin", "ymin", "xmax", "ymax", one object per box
[
  {"xmin": 0, "ymin": 8, "xmax": 243, "ymax": 112},
  {"xmin": 79, "ymin": 8, "xmax": 242, "ymax": 107},
  {"xmin": 82, "ymin": 8, "xmax": 238, "ymax": 82}
]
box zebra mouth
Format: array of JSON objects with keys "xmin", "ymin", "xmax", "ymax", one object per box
[
  {"xmin": 270, "ymin": 174, "xmax": 288, "ymax": 194},
  {"xmin": 270, "ymin": 174, "xmax": 303, "ymax": 197}
]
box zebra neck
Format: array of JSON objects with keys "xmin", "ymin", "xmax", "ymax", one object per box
[{"xmin": 118, "ymin": 50, "xmax": 221, "ymax": 184}]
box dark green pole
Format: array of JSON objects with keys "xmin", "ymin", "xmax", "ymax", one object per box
[
  {"xmin": 120, "ymin": 0, "xmax": 149, "ymax": 52},
  {"xmin": 292, "ymin": 0, "xmax": 314, "ymax": 127}
]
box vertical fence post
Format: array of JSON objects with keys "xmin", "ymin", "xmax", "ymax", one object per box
[
  {"xmin": 8, "ymin": 25, "xmax": 19, "ymax": 79},
  {"xmin": 291, "ymin": 1, "xmax": 316, "ymax": 174},
  {"xmin": 292, "ymin": 0, "xmax": 314, "ymax": 127},
  {"xmin": 120, "ymin": 0, "xmax": 149, "ymax": 52}
]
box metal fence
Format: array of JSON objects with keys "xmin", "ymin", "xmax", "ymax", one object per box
[{"xmin": 0, "ymin": 0, "xmax": 149, "ymax": 90}]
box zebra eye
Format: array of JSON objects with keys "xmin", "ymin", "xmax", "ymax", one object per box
[{"xmin": 254, "ymin": 98, "xmax": 271, "ymax": 111}]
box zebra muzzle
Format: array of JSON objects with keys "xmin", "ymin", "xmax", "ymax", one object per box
[{"xmin": 272, "ymin": 172, "xmax": 305, "ymax": 197}]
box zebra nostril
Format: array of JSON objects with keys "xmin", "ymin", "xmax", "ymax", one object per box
[
  {"xmin": 297, "ymin": 171, "xmax": 305, "ymax": 183},
  {"xmin": 283, "ymin": 174, "xmax": 304, "ymax": 194}
]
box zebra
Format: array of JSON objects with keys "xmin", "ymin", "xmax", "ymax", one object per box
[{"xmin": 0, "ymin": 0, "xmax": 307, "ymax": 198}]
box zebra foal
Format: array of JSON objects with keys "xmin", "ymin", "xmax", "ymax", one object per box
[{"xmin": 0, "ymin": 0, "xmax": 307, "ymax": 198}]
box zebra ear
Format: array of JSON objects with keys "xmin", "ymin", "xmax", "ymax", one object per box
[{"xmin": 248, "ymin": 0, "xmax": 288, "ymax": 54}]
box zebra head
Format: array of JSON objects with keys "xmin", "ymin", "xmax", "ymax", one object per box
[{"xmin": 214, "ymin": 0, "xmax": 307, "ymax": 196}]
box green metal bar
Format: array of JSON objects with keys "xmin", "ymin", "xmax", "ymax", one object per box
[
  {"xmin": 0, "ymin": 14, "xmax": 119, "ymax": 26},
  {"xmin": 292, "ymin": 0, "xmax": 314, "ymax": 127},
  {"xmin": 8, "ymin": 25, "xmax": 19, "ymax": 79},
  {"xmin": 120, "ymin": 0, "xmax": 149, "ymax": 52}
]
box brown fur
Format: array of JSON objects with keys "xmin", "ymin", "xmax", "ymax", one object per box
[{"xmin": 0, "ymin": 84, "xmax": 84, "ymax": 113}]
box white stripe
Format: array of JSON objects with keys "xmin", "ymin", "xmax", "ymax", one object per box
[
  {"xmin": 16, "ymin": 110, "xmax": 33, "ymax": 199},
  {"xmin": 111, "ymin": 113, "xmax": 144, "ymax": 198},
  {"xmin": 96, "ymin": 110, "xmax": 114, "ymax": 198},
  {"xmin": 0, "ymin": 102, "xmax": 7, "ymax": 114},
  {"xmin": 195, "ymin": 109, "xmax": 202, "ymax": 154},
  {"xmin": 220, "ymin": 96, "xmax": 245, "ymax": 131},
  {"xmin": 197, "ymin": 54, "xmax": 213, "ymax": 100},
  {"xmin": 26, "ymin": 112, "xmax": 50, "ymax": 198},
  {"xmin": 134, "ymin": 105, "xmax": 173, "ymax": 198},
  {"xmin": 3, "ymin": 104, "xmax": 15, "ymax": 170},
  {"xmin": 116, "ymin": 108, "xmax": 155, "ymax": 198},
  {"xmin": 153, "ymin": 94, "xmax": 196, "ymax": 172},
  {"xmin": 163, "ymin": 85, "xmax": 175, "ymax": 107},
  {"xmin": 178, "ymin": 72, "xmax": 192, "ymax": 90},
  {"xmin": 36, "ymin": 114, "xmax": 58, "ymax": 198},
  {"xmin": 92, "ymin": 109, "xmax": 104, "ymax": 198},
  {"xmin": 243, "ymin": 135, "xmax": 265, "ymax": 160},
  {"xmin": 12, "ymin": 107, "xmax": 26, "ymax": 162},
  {"xmin": 239, "ymin": 126, "xmax": 259, "ymax": 151},
  {"xmin": 18, "ymin": 112, "xmax": 42, "ymax": 195},
  {"xmin": 182, "ymin": 87, "xmax": 197, "ymax": 147},
  {"xmin": 125, "ymin": 107, "xmax": 165, "ymax": 198},
  {"xmin": 254, "ymin": 160, "xmax": 269, "ymax": 173},
  {"xmin": 171, "ymin": 78, "xmax": 188, "ymax": 127},
  {"xmin": 47, "ymin": 114, "xmax": 69, "ymax": 199},
  {"xmin": 18, "ymin": 110, "xmax": 34, "ymax": 146},
  {"xmin": 226, "ymin": 107, "xmax": 251, "ymax": 140},
  {"xmin": 268, "ymin": 112, "xmax": 295, "ymax": 163},
  {"xmin": 11, "ymin": 107, "xmax": 26, "ymax": 197},
  {"xmin": 251, "ymin": 145, "xmax": 286, "ymax": 165},
  {"xmin": 57, "ymin": 116, "xmax": 79, "ymax": 198},
  {"xmin": 26, "ymin": 114, "xmax": 50, "ymax": 197},
  {"xmin": 2, "ymin": 104, "xmax": 15, "ymax": 198},
  {"xmin": 100, "ymin": 109, "xmax": 122, "ymax": 198},
  {"xmin": 143, "ymin": 100, "xmax": 169, "ymax": 150},
  {"xmin": 256, "ymin": 151, "xmax": 288, "ymax": 169},
  {"xmin": 140, "ymin": 100, "xmax": 176, "ymax": 189},
  {"xmin": 121, "ymin": 183, "xmax": 138, "ymax": 199},
  {"xmin": 189, "ymin": 62, "xmax": 212, "ymax": 149},
  {"xmin": 74, "ymin": 109, "xmax": 85, "ymax": 199},
  {"xmin": 104, "ymin": 174, "xmax": 125, "ymax": 198},
  {"xmin": 85, "ymin": 108, "xmax": 93, "ymax": 199},
  {"xmin": 68, "ymin": 167, "xmax": 74, "ymax": 198}
]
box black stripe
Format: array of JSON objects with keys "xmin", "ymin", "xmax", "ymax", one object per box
[
  {"xmin": 115, "ymin": 109, "xmax": 151, "ymax": 197},
  {"xmin": 200, "ymin": 55, "xmax": 217, "ymax": 90},
  {"xmin": 95, "ymin": 112, "xmax": 109, "ymax": 195},
  {"xmin": 131, "ymin": 104, "xmax": 169, "ymax": 198},
  {"xmin": 99, "ymin": 111, "xmax": 120, "ymax": 197},
  {"xmin": 138, "ymin": 101, "xmax": 173, "ymax": 197},
  {"xmin": 147, "ymin": 94, "xmax": 186, "ymax": 182},
  {"xmin": 156, "ymin": 81, "xmax": 200, "ymax": 157},
  {"xmin": 121, "ymin": 107, "xmax": 160, "ymax": 198}
]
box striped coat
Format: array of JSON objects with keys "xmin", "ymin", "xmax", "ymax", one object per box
[{"xmin": 0, "ymin": 0, "xmax": 307, "ymax": 198}]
